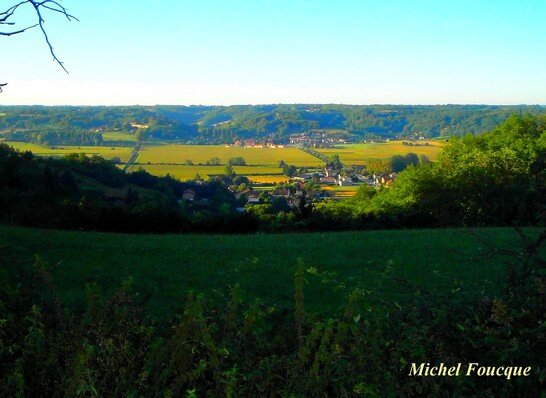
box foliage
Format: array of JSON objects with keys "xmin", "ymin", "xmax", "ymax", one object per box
[
  {"xmin": 367, "ymin": 115, "xmax": 546, "ymax": 226},
  {"xmin": 0, "ymin": 143, "xmax": 252, "ymax": 233},
  {"xmin": 309, "ymin": 114, "xmax": 546, "ymax": 230},
  {"xmin": 227, "ymin": 156, "xmax": 246, "ymax": 166},
  {"xmin": 1, "ymin": 105, "xmax": 544, "ymax": 144},
  {"xmin": 0, "ymin": 229, "xmax": 544, "ymax": 396}
]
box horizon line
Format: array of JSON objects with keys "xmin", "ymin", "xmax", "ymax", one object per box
[{"xmin": 0, "ymin": 103, "xmax": 545, "ymax": 107}]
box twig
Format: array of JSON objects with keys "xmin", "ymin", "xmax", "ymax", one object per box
[{"xmin": 1, "ymin": 0, "xmax": 78, "ymax": 76}]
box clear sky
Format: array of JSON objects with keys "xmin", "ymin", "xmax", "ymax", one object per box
[{"xmin": 1, "ymin": 0, "xmax": 545, "ymax": 105}]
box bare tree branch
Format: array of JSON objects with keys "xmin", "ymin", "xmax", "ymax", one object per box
[
  {"xmin": 1, "ymin": 0, "xmax": 77, "ymax": 89},
  {"xmin": 0, "ymin": 23, "xmax": 38, "ymax": 36}
]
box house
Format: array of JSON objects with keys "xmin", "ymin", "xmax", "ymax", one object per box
[
  {"xmin": 247, "ymin": 192, "xmax": 260, "ymax": 203},
  {"xmin": 337, "ymin": 176, "xmax": 353, "ymax": 186},
  {"xmin": 324, "ymin": 167, "xmax": 340, "ymax": 177},
  {"xmin": 294, "ymin": 172, "xmax": 316, "ymax": 181},
  {"xmin": 182, "ymin": 188, "xmax": 195, "ymax": 201},
  {"xmin": 272, "ymin": 187, "xmax": 290, "ymax": 198},
  {"xmin": 295, "ymin": 181, "xmax": 305, "ymax": 196},
  {"xmin": 373, "ymin": 172, "xmax": 398, "ymax": 186},
  {"xmin": 320, "ymin": 176, "xmax": 337, "ymax": 185},
  {"xmin": 237, "ymin": 189, "xmax": 261, "ymax": 203}
]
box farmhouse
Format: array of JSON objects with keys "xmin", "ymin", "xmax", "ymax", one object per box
[
  {"xmin": 182, "ymin": 189, "xmax": 196, "ymax": 201},
  {"xmin": 324, "ymin": 167, "xmax": 340, "ymax": 177},
  {"xmin": 373, "ymin": 172, "xmax": 398, "ymax": 186},
  {"xmin": 320, "ymin": 176, "xmax": 337, "ymax": 185},
  {"xmin": 292, "ymin": 172, "xmax": 316, "ymax": 181},
  {"xmin": 237, "ymin": 189, "xmax": 261, "ymax": 204},
  {"xmin": 295, "ymin": 181, "xmax": 305, "ymax": 196},
  {"xmin": 337, "ymin": 176, "xmax": 353, "ymax": 186},
  {"xmin": 272, "ymin": 187, "xmax": 291, "ymax": 198}
]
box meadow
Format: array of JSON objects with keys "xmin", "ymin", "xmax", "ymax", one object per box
[
  {"xmin": 4, "ymin": 141, "xmax": 133, "ymax": 162},
  {"xmin": 1, "ymin": 224, "xmax": 526, "ymax": 320},
  {"xmin": 316, "ymin": 140, "xmax": 446, "ymax": 165},
  {"xmin": 102, "ymin": 131, "xmax": 137, "ymax": 142}
]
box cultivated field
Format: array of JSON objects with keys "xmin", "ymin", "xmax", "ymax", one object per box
[
  {"xmin": 5, "ymin": 140, "xmax": 448, "ymax": 184},
  {"xmin": 316, "ymin": 140, "xmax": 446, "ymax": 165},
  {"xmin": 322, "ymin": 185, "xmax": 360, "ymax": 198},
  {"xmin": 128, "ymin": 164, "xmax": 288, "ymax": 183},
  {"xmin": 5, "ymin": 142, "xmax": 134, "ymax": 162},
  {"xmin": 1, "ymin": 225, "xmax": 526, "ymax": 320},
  {"xmin": 138, "ymin": 144, "xmax": 322, "ymax": 166}
]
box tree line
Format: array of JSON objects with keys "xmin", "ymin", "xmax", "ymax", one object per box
[
  {"xmin": 1, "ymin": 104, "xmax": 544, "ymax": 145},
  {"xmin": 0, "ymin": 114, "xmax": 544, "ymax": 233}
]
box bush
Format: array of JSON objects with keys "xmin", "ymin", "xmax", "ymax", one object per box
[{"xmin": 1, "ymin": 230, "xmax": 544, "ymax": 396}]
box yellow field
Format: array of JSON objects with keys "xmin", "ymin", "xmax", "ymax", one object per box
[
  {"xmin": 5, "ymin": 140, "xmax": 447, "ymax": 185},
  {"xmin": 4, "ymin": 142, "xmax": 133, "ymax": 162},
  {"xmin": 322, "ymin": 185, "xmax": 359, "ymax": 198},
  {"xmin": 138, "ymin": 144, "xmax": 322, "ymax": 166},
  {"xmin": 128, "ymin": 164, "xmax": 286, "ymax": 182},
  {"xmin": 316, "ymin": 141, "xmax": 445, "ymax": 165},
  {"xmin": 247, "ymin": 175, "xmax": 290, "ymax": 184}
]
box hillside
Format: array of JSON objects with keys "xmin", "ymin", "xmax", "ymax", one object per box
[
  {"xmin": 1, "ymin": 104, "xmax": 544, "ymax": 144},
  {"xmin": 1, "ymin": 224, "xmax": 531, "ymax": 319}
]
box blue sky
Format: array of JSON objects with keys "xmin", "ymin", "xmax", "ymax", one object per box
[{"xmin": 1, "ymin": 0, "xmax": 545, "ymax": 105}]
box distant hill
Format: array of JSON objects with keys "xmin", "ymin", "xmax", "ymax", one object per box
[{"xmin": 1, "ymin": 104, "xmax": 544, "ymax": 144}]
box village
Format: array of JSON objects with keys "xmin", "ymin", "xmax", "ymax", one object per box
[
  {"xmin": 225, "ymin": 131, "xmax": 352, "ymax": 148},
  {"xmin": 179, "ymin": 164, "xmax": 399, "ymax": 211}
]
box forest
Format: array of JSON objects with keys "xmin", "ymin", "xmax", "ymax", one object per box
[{"xmin": 1, "ymin": 104, "xmax": 544, "ymax": 145}]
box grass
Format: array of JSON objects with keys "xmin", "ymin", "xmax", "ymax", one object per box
[
  {"xmin": 102, "ymin": 131, "xmax": 137, "ymax": 142},
  {"xmin": 1, "ymin": 224, "xmax": 530, "ymax": 320},
  {"xmin": 138, "ymin": 144, "xmax": 322, "ymax": 166},
  {"xmin": 316, "ymin": 140, "xmax": 446, "ymax": 165},
  {"xmin": 4, "ymin": 142, "xmax": 133, "ymax": 162}
]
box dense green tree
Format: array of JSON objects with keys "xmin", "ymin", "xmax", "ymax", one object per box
[
  {"xmin": 389, "ymin": 153, "xmax": 419, "ymax": 173},
  {"xmin": 227, "ymin": 157, "xmax": 246, "ymax": 166},
  {"xmin": 206, "ymin": 157, "xmax": 221, "ymax": 166}
]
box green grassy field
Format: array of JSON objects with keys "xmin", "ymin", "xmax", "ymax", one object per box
[
  {"xmin": 102, "ymin": 131, "xmax": 137, "ymax": 142},
  {"xmin": 2, "ymin": 225, "xmax": 530, "ymax": 320},
  {"xmin": 316, "ymin": 140, "xmax": 445, "ymax": 165},
  {"xmin": 138, "ymin": 144, "xmax": 322, "ymax": 166},
  {"xmin": 4, "ymin": 142, "xmax": 134, "ymax": 162}
]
